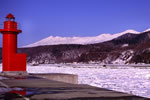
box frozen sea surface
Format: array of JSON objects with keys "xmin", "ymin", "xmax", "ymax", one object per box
[{"xmin": 1, "ymin": 64, "xmax": 150, "ymax": 98}]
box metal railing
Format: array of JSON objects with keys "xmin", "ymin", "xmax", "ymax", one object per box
[{"xmin": 0, "ymin": 23, "xmax": 21, "ymax": 30}]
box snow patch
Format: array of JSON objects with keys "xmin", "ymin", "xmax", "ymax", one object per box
[
  {"xmin": 122, "ymin": 44, "xmax": 129, "ymax": 47},
  {"xmin": 112, "ymin": 50, "xmax": 134, "ymax": 64}
]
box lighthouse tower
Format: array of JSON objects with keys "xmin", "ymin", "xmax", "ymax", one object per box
[{"xmin": 0, "ymin": 14, "xmax": 27, "ymax": 76}]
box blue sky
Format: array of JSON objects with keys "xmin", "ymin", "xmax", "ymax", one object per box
[{"xmin": 0, "ymin": 0, "xmax": 150, "ymax": 46}]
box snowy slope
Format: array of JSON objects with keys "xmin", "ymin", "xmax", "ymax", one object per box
[{"xmin": 24, "ymin": 29, "xmax": 140, "ymax": 47}]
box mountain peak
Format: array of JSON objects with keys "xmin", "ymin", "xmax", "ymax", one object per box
[
  {"xmin": 120, "ymin": 29, "xmax": 139, "ymax": 34},
  {"xmin": 144, "ymin": 28, "xmax": 150, "ymax": 32}
]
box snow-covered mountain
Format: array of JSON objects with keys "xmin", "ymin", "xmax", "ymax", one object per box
[
  {"xmin": 16, "ymin": 29, "xmax": 150, "ymax": 65},
  {"xmin": 24, "ymin": 29, "xmax": 140, "ymax": 47}
]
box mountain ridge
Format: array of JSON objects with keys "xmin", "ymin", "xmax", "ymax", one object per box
[{"xmin": 24, "ymin": 29, "xmax": 140, "ymax": 47}]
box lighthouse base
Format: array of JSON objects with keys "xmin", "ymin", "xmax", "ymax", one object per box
[{"xmin": 0, "ymin": 71, "xmax": 28, "ymax": 77}]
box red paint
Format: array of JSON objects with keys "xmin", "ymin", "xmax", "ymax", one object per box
[
  {"xmin": 0, "ymin": 13, "xmax": 26, "ymax": 71},
  {"xmin": 10, "ymin": 89, "xmax": 26, "ymax": 96}
]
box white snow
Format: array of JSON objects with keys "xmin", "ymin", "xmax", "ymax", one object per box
[
  {"xmin": 24, "ymin": 29, "xmax": 140, "ymax": 47},
  {"xmin": 112, "ymin": 50, "xmax": 134, "ymax": 64},
  {"xmin": 144, "ymin": 28, "xmax": 150, "ymax": 32},
  {"xmin": 0, "ymin": 64, "xmax": 150, "ymax": 98},
  {"xmin": 122, "ymin": 44, "xmax": 129, "ymax": 47}
]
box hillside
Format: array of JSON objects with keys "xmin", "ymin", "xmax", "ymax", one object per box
[
  {"xmin": 17, "ymin": 31, "xmax": 150, "ymax": 65},
  {"xmin": 0, "ymin": 30, "xmax": 150, "ymax": 65}
]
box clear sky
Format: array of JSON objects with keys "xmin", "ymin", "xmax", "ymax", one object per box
[{"xmin": 0, "ymin": 0, "xmax": 150, "ymax": 46}]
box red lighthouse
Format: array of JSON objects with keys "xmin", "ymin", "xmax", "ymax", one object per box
[{"xmin": 0, "ymin": 14, "xmax": 27, "ymax": 75}]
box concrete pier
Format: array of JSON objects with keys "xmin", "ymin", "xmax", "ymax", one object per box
[
  {"xmin": 0, "ymin": 74, "xmax": 149, "ymax": 100},
  {"xmin": 30, "ymin": 73, "xmax": 78, "ymax": 84}
]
